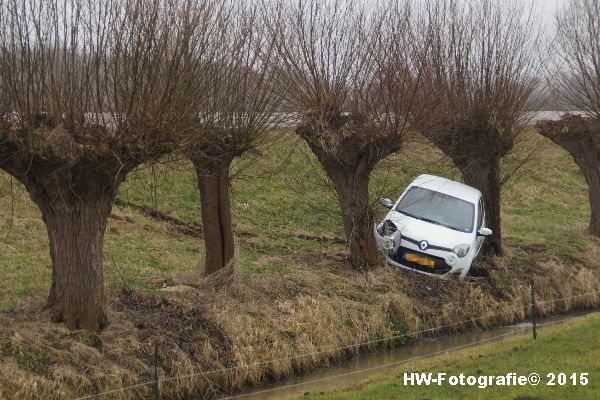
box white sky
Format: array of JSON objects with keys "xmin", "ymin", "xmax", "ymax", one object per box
[{"xmin": 537, "ymin": 0, "xmax": 568, "ymax": 28}]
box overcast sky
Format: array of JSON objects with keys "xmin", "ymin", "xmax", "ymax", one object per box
[{"xmin": 537, "ymin": 0, "xmax": 567, "ymax": 28}]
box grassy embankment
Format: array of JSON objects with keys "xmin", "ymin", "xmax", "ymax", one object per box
[
  {"xmin": 0, "ymin": 129, "xmax": 599, "ymax": 399},
  {"xmin": 300, "ymin": 313, "xmax": 600, "ymax": 400}
]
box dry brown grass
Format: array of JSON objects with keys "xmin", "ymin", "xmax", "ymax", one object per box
[{"xmin": 1, "ymin": 250, "xmax": 599, "ymax": 400}]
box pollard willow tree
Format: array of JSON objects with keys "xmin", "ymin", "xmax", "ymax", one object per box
[
  {"xmin": 268, "ymin": 0, "xmax": 433, "ymax": 269},
  {"xmin": 184, "ymin": 3, "xmax": 281, "ymax": 274},
  {"xmin": 536, "ymin": 0, "xmax": 600, "ymax": 236},
  {"xmin": 420, "ymin": 0, "xmax": 542, "ymax": 256},
  {"xmin": 0, "ymin": 0, "xmax": 212, "ymax": 331}
]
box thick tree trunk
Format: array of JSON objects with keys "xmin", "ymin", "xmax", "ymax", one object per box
[
  {"xmin": 42, "ymin": 196, "xmax": 112, "ymax": 331},
  {"xmin": 458, "ymin": 159, "xmax": 503, "ymax": 256},
  {"xmin": 326, "ymin": 165, "xmax": 381, "ymax": 270},
  {"xmin": 192, "ymin": 158, "xmax": 235, "ymax": 274},
  {"xmin": 572, "ymin": 153, "xmax": 600, "ymax": 236},
  {"xmin": 7, "ymin": 156, "xmax": 128, "ymax": 332},
  {"xmin": 295, "ymin": 114, "xmax": 396, "ymax": 270},
  {"xmin": 536, "ymin": 116, "xmax": 600, "ymax": 237},
  {"xmin": 422, "ymin": 120, "xmax": 509, "ymax": 257},
  {"xmin": 1, "ymin": 124, "xmax": 165, "ymax": 331}
]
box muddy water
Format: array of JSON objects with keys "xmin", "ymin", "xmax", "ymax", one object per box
[{"xmin": 230, "ymin": 314, "xmax": 586, "ymax": 400}]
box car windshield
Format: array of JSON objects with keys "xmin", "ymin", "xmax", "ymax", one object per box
[{"xmin": 395, "ymin": 186, "xmax": 475, "ymax": 232}]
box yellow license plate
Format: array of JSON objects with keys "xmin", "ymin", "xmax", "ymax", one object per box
[{"xmin": 405, "ymin": 253, "xmax": 436, "ymax": 268}]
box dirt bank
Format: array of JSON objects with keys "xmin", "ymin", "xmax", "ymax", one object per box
[{"xmin": 1, "ymin": 248, "xmax": 599, "ymax": 400}]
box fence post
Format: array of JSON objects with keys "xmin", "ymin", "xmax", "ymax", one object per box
[
  {"xmin": 153, "ymin": 342, "xmax": 161, "ymax": 400},
  {"xmin": 531, "ymin": 280, "xmax": 537, "ymax": 340}
]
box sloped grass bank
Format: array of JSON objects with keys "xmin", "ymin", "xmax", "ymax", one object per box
[
  {"xmin": 1, "ymin": 254, "xmax": 599, "ymax": 399},
  {"xmin": 0, "ymin": 131, "xmax": 599, "ymax": 399}
]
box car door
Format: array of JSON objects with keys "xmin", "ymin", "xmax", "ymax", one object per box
[{"xmin": 475, "ymin": 197, "xmax": 485, "ymax": 255}]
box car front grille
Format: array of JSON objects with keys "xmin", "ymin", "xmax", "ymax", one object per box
[{"xmin": 390, "ymin": 246, "xmax": 452, "ymax": 275}]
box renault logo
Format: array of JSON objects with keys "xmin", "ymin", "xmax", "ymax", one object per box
[{"xmin": 419, "ymin": 240, "xmax": 429, "ymax": 250}]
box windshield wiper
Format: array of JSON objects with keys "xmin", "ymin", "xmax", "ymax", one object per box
[
  {"xmin": 396, "ymin": 209, "xmax": 419, "ymax": 219},
  {"xmin": 399, "ymin": 210, "xmax": 465, "ymax": 231},
  {"xmin": 398, "ymin": 210, "xmax": 439, "ymax": 225},
  {"xmin": 418, "ymin": 216, "xmax": 442, "ymax": 225},
  {"xmin": 396, "ymin": 209, "xmax": 438, "ymax": 224}
]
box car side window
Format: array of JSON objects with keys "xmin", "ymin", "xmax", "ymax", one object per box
[{"xmin": 477, "ymin": 198, "xmax": 484, "ymax": 229}]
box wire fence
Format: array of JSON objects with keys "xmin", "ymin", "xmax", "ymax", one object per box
[{"xmin": 72, "ymin": 289, "xmax": 600, "ymax": 400}]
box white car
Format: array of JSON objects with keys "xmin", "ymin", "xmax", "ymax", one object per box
[{"xmin": 374, "ymin": 174, "xmax": 492, "ymax": 278}]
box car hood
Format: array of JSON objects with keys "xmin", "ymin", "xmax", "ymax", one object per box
[{"xmin": 385, "ymin": 210, "xmax": 473, "ymax": 249}]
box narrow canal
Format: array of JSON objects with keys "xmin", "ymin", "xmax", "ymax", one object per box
[{"xmin": 228, "ymin": 313, "xmax": 590, "ymax": 400}]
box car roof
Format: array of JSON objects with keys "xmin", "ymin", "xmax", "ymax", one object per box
[{"xmin": 408, "ymin": 174, "xmax": 482, "ymax": 204}]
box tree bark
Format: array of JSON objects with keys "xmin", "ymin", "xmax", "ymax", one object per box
[
  {"xmin": 42, "ymin": 196, "xmax": 112, "ymax": 331},
  {"xmin": 574, "ymin": 153, "xmax": 600, "ymax": 236},
  {"xmin": 192, "ymin": 157, "xmax": 235, "ymax": 274},
  {"xmin": 322, "ymin": 161, "xmax": 381, "ymax": 270},
  {"xmin": 457, "ymin": 158, "xmax": 503, "ymax": 256},
  {"xmin": 22, "ymin": 171, "xmax": 121, "ymax": 332}
]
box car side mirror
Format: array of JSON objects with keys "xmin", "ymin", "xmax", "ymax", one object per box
[
  {"xmin": 379, "ymin": 197, "xmax": 394, "ymax": 209},
  {"xmin": 477, "ymin": 227, "xmax": 492, "ymax": 237}
]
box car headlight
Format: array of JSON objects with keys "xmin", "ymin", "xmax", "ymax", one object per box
[{"xmin": 453, "ymin": 244, "xmax": 470, "ymax": 258}]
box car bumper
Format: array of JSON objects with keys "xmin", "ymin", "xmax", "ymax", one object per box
[
  {"xmin": 386, "ymin": 252, "xmax": 470, "ymax": 278},
  {"xmin": 374, "ymin": 227, "xmax": 471, "ymax": 278}
]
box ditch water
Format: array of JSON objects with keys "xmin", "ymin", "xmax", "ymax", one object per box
[{"xmin": 228, "ymin": 312, "xmax": 592, "ymax": 400}]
